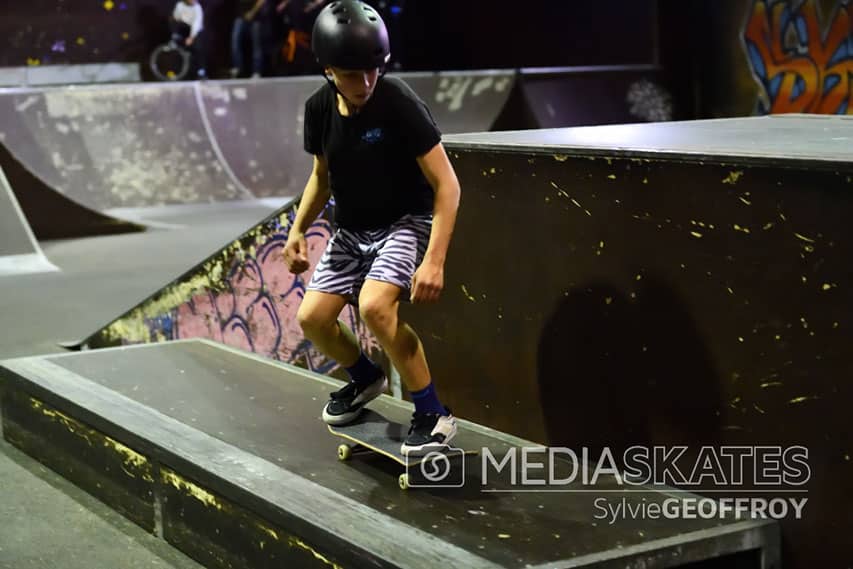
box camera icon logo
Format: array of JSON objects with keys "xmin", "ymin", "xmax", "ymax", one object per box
[{"xmin": 405, "ymin": 445, "xmax": 466, "ymax": 488}]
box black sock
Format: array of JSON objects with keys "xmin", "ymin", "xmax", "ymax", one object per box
[{"xmin": 345, "ymin": 353, "xmax": 382, "ymax": 386}]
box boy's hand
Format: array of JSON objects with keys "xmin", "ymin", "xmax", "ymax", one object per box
[
  {"xmin": 284, "ymin": 233, "xmax": 309, "ymax": 274},
  {"xmin": 411, "ymin": 261, "xmax": 444, "ymax": 303}
]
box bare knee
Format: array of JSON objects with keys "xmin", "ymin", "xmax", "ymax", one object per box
[
  {"xmin": 297, "ymin": 305, "xmax": 335, "ymax": 340},
  {"xmin": 359, "ymin": 297, "xmax": 393, "ymax": 333}
]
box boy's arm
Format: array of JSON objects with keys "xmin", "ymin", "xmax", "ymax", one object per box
[
  {"xmin": 292, "ymin": 155, "xmax": 331, "ymax": 234},
  {"xmin": 411, "ymin": 142, "xmax": 461, "ymax": 302},
  {"xmin": 284, "ymin": 155, "xmax": 330, "ymax": 273}
]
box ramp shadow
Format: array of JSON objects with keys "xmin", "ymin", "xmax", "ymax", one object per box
[{"xmin": 537, "ymin": 276, "xmax": 724, "ymax": 464}]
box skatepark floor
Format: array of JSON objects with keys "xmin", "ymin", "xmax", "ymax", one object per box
[
  {"xmin": 0, "ymin": 199, "xmax": 289, "ymax": 568},
  {"xmin": 0, "ymin": 199, "xmax": 288, "ymax": 359},
  {"xmin": 0, "ymin": 437, "xmax": 204, "ymax": 569}
]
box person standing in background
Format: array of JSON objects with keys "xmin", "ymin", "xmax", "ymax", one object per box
[
  {"xmin": 273, "ymin": 0, "xmax": 326, "ymax": 75},
  {"xmin": 171, "ymin": 0, "xmax": 207, "ymax": 78},
  {"xmin": 231, "ymin": 0, "xmax": 267, "ymax": 78}
]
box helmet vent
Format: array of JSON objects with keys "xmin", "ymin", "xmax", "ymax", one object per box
[
  {"xmin": 368, "ymin": 16, "xmax": 377, "ymax": 21},
  {"xmin": 337, "ymin": 17, "xmax": 351, "ymax": 24},
  {"xmin": 332, "ymin": 6, "xmax": 346, "ymax": 14}
]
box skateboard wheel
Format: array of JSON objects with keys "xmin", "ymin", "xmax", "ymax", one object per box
[
  {"xmin": 398, "ymin": 473, "xmax": 410, "ymax": 490},
  {"xmin": 337, "ymin": 444, "xmax": 352, "ymax": 461}
]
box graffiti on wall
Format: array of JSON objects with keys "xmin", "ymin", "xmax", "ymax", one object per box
[
  {"xmin": 743, "ymin": 0, "xmax": 853, "ymax": 114},
  {"xmin": 92, "ymin": 203, "xmax": 381, "ymax": 376}
]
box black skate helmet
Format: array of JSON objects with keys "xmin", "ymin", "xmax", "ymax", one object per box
[{"xmin": 312, "ymin": 0, "xmax": 390, "ymax": 70}]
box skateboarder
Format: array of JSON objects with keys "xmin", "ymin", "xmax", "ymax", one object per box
[{"xmin": 283, "ymin": 0, "xmax": 461, "ymax": 456}]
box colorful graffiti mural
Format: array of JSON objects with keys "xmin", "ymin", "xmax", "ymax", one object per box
[
  {"xmin": 743, "ymin": 0, "xmax": 853, "ymax": 114},
  {"xmin": 90, "ymin": 202, "xmax": 381, "ymax": 376}
]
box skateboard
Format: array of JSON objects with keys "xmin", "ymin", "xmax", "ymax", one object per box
[{"xmin": 328, "ymin": 409, "xmax": 476, "ymax": 490}]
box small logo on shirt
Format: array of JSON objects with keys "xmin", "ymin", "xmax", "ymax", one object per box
[{"xmin": 361, "ymin": 128, "xmax": 384, "ymax": 144}]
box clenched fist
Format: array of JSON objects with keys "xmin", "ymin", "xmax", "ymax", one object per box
[{"xmin": 283, "ymin": 232, "xmax": 309, "ymax": 274}]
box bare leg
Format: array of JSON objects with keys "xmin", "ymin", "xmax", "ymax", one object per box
[
  {"xmin": 357, "ymin": 279, "xmax": 431, "ymax": 392},
  {"xmin": 297, "ymin": 290, "xmax": 360, "ymax": 367}
]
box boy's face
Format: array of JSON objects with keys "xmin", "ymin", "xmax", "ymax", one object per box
[{"xmin": 328, "ymin": 67, "xmax": 380, "ymax": 106}]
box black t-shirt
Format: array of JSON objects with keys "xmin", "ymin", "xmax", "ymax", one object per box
[{"xmin": 303, "ymin": 76, "xmax": 442, "ymax": 230}]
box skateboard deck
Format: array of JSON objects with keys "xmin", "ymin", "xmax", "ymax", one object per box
[{"xmin": 327, "ymin": 409, "xmax": 476, "ymax": 489}]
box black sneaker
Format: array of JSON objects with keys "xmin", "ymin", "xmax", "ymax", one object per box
[
  {"xmin": 401, "ymin": 410, "xmax": 457, "ymax": 456},
  {"xmin": 322, "ymin": 375, "xmax": 387, "ymax": 425}
]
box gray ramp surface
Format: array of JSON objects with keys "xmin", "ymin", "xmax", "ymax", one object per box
[
  {"xmin": 0, "ymin": 71, "xmax": 514, "ymax": 212},
  {"xmin": 0, "ymin": 83, "xmax": 250, "ymax": 211},
  {"xmin": 443, "ymin": 114, "xmax": 853, "ymax": 167},
  {"xmin": 0, "ymin": 165, "xmax": 56, "ymax": 276},
  {"xmin": 197, "ymin": 78, "xmax": 322, "ymax": 198},
  {"xmin": 1, "ymin": 340, "xmax": 778, "ymax": 569}
]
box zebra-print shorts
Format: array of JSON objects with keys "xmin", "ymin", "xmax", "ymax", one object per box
[{"xmin": 307, "ymin": 214, "xmax": 432, "ymax": 304}]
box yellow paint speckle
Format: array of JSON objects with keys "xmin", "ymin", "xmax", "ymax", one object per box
[
  {"xmin": 498, "ymin": 533, "xmax": 511, "ymax": 539},
  {"xmin": 553, "ymin": 154, "xmax": 569, "ymax": 162},
  {"xmin": 607, "ymin": 174, "xmax": 616, "ymax": 180},
  {"xmin": 733, "ymin": 224, "xmax": 750, "ymax": 234},
  {"xmin": 690, "ymin": 231, "xmax": 703, "ymax": 238},
  {"xmin": 122, "ymin": 32, "xmax": 130, "ymax": 40},
  {"xmin": 794, "ymin": 233, "xmax": 815, "ymax": 243},
  {"xmin": 722, "ymin": 171, "xmax": 743, "ymax": 185},
  {"xmin": 31, "ymin": 397, "xmax": 152, "ymax": 481},
  {"xmin": 739, "ymin": 196, "xmax": 752, "ymax": 205},
  {"xmin": 287, "ymin": 537, "xmax": 344, "ymax": 569},
  {"xmin": 789, "ymin": 396, "xmax": 817, "ymax": 404},
  {"xmin": 162, "ymin": 470, "xmax": 223, "ymax": 511},
  {"xmin": 822, "ymin": 283, "xmax": 835, "ymax": 291},
  {"xmin": 461, "ymin": 285, "xmax": 476, "ymax": 302},
  {"xmin": 103, "ymin": 0, "xmax": 114, "ymax": 10},
  {"xmin": 642, "ymin": 178, "xmax": 648, "ymax": 184},
  {"xmin": 76, "ymin": 37, "xmax": 86, "ymax": 46}
]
